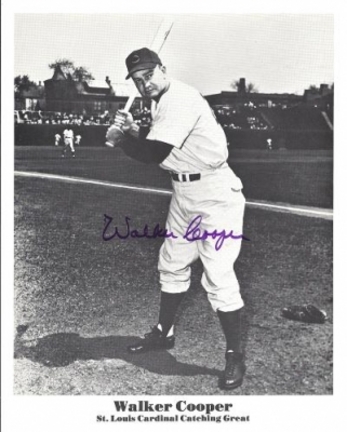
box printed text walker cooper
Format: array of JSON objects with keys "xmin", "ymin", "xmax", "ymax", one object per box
[{"xmin": 96, "ymin": 400, "xmax": 250, "ymax": 423}]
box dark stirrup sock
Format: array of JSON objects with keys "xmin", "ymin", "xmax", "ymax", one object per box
[
  {"xmin": 158, "ymin": 291, "xmax": 186, "ymax": 336},
  {"xmin": 217, "ymin": 308, "xmax": 243, "ymax": 353}
]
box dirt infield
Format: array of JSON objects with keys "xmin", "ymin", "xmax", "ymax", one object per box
[{"xmin": 13, "ymin": 147, "xmax": 333, "ymax": 395}]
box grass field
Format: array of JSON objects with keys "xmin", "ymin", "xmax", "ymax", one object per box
[
  {"xmin": 15, "ymin": 147, "xmax": 333, "ymax": 208},
  {"xmin": 14, "ymin": 146, "xmax": 333, "ymax": 395}
]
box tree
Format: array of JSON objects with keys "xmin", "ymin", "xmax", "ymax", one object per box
[
  {"xmin": 48, "ymin": 58, "xmax": 94, "ymax": 82},
  {"xmin": 48, "ymin": 58, "xmax": 75, "ymax": 72},
  {"xmin": 72, "ymin": 66, "xmax": 94, "ymax": 82},
  {"xmin": 231, "ymin": 79, "xmax": 259, "ymax": 93},
  {"xmin": 246, "ymin": 82, "xmax": 258, "ymax": 93},
  {"xmin": 14, "ymin": 75, "xmax": 38, "ymax": 95},
  {"xmin": 231, "ymin": 80, "xmax": 240, "ymax": 91}
]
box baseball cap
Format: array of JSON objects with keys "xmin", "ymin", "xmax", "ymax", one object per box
[{"xmin": 125, "ymin": 48, "xmax": 162, "ymax": 79}]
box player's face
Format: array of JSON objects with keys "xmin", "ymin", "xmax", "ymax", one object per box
[{"xmin": 131, "ymin": 66, "xmax": 169, "ymax": 101}]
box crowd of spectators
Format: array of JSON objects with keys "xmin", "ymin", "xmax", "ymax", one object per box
[
  {"xmin": 14, "ymin": 107, "xmax": 153, "ymax": 128},
  {"xmin": 132, "ymin": 106, "xmax": 151, "ymax": 126},
  {"xmin": 14, "ymin": 110, "xmax": 112, "ymax": 125},
  {"xmin": 214, "ymin": 103, "xmax": 270, "ymax": 131},
  {"xmin": 15, "ymin": 104, "xmax": 271, "ymax": 131}
]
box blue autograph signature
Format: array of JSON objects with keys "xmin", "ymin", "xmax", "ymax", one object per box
[{"xmin": 103, "ymin": 214, "xmax": 250, "ymax": 251}]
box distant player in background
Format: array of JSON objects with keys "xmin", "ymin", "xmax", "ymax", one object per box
[
  {"xmin": 54, "ymin": 133, "xmax": 61, "ymax": 146},
  {"xmin": 62, "ymin": 128, "xmax": 75, "ymax": 158},
  {"xmin": 75, "ymin": 134, "xmax": 82, "ymax": 146}
]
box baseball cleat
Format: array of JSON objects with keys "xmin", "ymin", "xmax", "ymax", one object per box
[
  {"xmin": 220, "ymin": 351, "xmax": 246, "ymax": 390},
  {"xmin": 127, "ymin": 326, "xmax": 175, "ymax": 354}
]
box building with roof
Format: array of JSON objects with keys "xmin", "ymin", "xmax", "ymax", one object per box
[
  {"xmin": 206, "ymin": 78, "xmax": 303, "ymax": 110},
  {"xmin": 43, "ymin": 66, "xmax": 142, "ymax": 114},
  {"xmin": 205, "ymin": 78, "xmax": 333, "ymax": 133},
  {"xmin": 14, "ymin": 81, "xmax": 46, "ymax": 111}
]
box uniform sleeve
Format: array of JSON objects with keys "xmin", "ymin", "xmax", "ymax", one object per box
[
  {"xmin": 146, "ymin": 90, "xmax": 200, "ymax": 149},
  {"xmin": 119, "ymin": 137, "xmax": 173, "ymax": 164}
]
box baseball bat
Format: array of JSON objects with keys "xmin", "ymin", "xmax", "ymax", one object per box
[{"xmin": 106, "ymin": 18, "xmax": 174, "ymax": 147}]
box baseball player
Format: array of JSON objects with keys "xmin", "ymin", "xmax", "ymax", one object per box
[
  {"xmin": 62, "ymin": 128, "xmax": 75, "ymax": 158},
  {"xmin": 75, "ymin": 134, "xmax": 82, "ymax": 146},
  {"xmin": 106, "ymin": 48, "xmax": 247, "ymax": 390},
  {"xmin": 54, "ymin": 133, "xmax": 61, "ymax": 146}
]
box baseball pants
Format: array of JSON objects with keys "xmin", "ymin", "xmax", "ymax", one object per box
[
  {"xmin": 64, "ymin": 138, "xmax": 75, "ymax": 151},
  {"xmin": 158, "ymin": 164, "xmax": 246, "ymax": 312}
]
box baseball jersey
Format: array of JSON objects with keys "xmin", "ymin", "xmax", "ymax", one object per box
[
  {"xmin": 63, "ymin": 129, "xmax": 74, "ymax": 139},
  {"xmin": 146, "ymin": 79, "xmax": 229, "ymax": 173}
]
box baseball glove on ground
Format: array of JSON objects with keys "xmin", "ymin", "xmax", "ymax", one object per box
[{"xmin": 282, "ymin": 304, "xmax": 327, "ymax": 324}]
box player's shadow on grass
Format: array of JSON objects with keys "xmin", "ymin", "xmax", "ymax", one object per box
[{"xmin": 14, "ymin": 332, "xmax": 220, "ymax": 377}]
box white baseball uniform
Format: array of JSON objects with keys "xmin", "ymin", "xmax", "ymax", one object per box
[
  {"xmin": 54, "ymin": 134, "xmax": 61, "ymax": 146},
  {"xmin": 147, "ymin": 80, "xmax": 246, "ymax": 312},
  {"xmin": 75, "ymin": 134, "xmax": 82, "ymax": 146},
  {"xmin": 63, "ymin": 129, "xmax": 75, "ymax": 150}
]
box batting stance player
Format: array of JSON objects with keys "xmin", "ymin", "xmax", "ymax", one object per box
[{"xmin": 106, "ymin": 48, "xmax": 247, "ymax": 390}]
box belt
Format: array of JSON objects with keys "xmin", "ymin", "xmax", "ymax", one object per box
[{"xmin": 171, "ymin": 173, "xmax": 201, "ymax": 182}]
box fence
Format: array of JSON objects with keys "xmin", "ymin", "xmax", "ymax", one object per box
[
  {"xmin": 15, "ymin": 124, "xmax": 108, "ymax": 147},
  {"xmin": 15, "ymin": 124, "xmax": 333, "ymax": 150}
]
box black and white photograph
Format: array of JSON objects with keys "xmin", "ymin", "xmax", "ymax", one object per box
[{"xmin": 2, "ymin": 1, "xmax": 346, "ymax": 431}]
